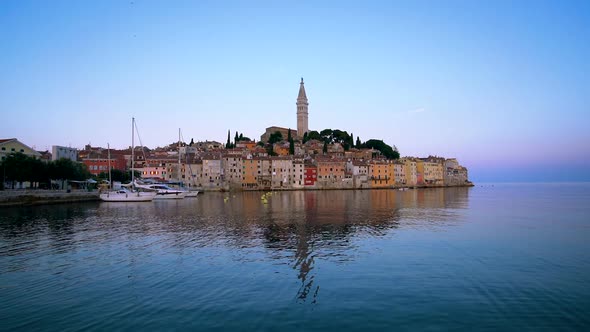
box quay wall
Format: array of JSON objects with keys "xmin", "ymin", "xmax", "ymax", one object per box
[{"xmin": 0, "ymin": 190, "xmax": 100, "ymax": 207}]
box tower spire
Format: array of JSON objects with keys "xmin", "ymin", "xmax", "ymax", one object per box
[{"xmin": 296, "ymin": 78, "xmax": 309, "ymax": 137}]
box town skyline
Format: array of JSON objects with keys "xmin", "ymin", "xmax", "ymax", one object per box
[{"xmin": 1, "ymin": 1, "xmax": 589, "ymax": 182}]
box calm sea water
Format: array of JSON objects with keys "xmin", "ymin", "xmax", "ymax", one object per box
[{"xmin": 1, "ymin": 184, "xmax": 589, "ymax": 331}]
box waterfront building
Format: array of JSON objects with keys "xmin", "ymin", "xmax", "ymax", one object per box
[
  {"xmin": 401, "ymin": 158, "xmax": 417, "ymax": 186},
  {"xmin": 271, "ymin": 157, "xmax": 293, "ymax": 189},
  {"xmin": 184, "ymin": 159, "xmax": 203, "ymax": 187},
  {"xmin": 416, "ymin": 159, "xmax": 425, "ymax": 185},
  {"xmin": 421, "ymin": 157, "xmax": 444, "ymax": 185},
  {"xmin": 140, "ymin": 163, "xmax": 169, "ymax": 181},
  {"xmin": 393, "ymin": 161, "xmax": 406, "ymax": 185},
  {"xmin": 369, "ymin": 160, "xmax": 391, "ymax": 188},
  {"xmin": 256, "ymin": 157, "xmax": 272, "ymax": 189},
  {"xmin": 242, "ymin": 157, "xmax": 259, "ymax": 189},
  {"xmin": 292, "ymin": 159, "xmax": 305, "ymax": 188},
  {"xmin": 0, "ymin": 138, "xmax": 41, "ymax": 161},
  {"xmin": 81, "ymin": 148, "xmax": 128, "ymax": 176},
  {"xmin": 201, "ymin": 154, "xmax": 224, "ymax": 190},
  {"xmin": 316, "ymin": 157, "xmax": 346, "ymax": 188},
  {"xmin": 51, "ymin": 145, "xmax": 77, "ymax": 161},
  {"xmin": 223, "ymin": 154, "xmax": 243, "ymax": 189},
  {"xmin": 444, "ymin": 158, "xmax": 470, "ymax": 185},
  {"xmin": 304, "ymin": 161, "xmax": 318, "ymax": 187}
]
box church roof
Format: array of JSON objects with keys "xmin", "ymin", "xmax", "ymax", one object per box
[{"xmin": 297, "ymin": 77, "xmax": 307, "ymax": 101}]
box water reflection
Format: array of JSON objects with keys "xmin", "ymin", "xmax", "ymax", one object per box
[{"xmin": 0, "ymin": 187, "xmax": 470, "ymax": 305}]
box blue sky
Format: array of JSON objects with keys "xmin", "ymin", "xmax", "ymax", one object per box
[{"xmin": 1, "ymin": 0, "xmax": 589, "ymax": 182}]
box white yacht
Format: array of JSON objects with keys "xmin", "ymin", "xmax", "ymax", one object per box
[
  {"xmin": 100, "ymin": 187, "xmax": 157, "ymax": 202},
  {"xmin": 134, "ymin": 181, "xmax": 187, "ymax": 199}
]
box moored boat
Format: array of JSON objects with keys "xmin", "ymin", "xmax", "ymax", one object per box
[
  {"xmin": 100, "ymin": 187, "xmax": 157, "ymax": 202},
  {"xmin": 134, "ymin": 181, "xmax": 187, "ymax": 199}
]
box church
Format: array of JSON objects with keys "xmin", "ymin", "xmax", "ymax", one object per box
[{"xmin": 260, "ymin": 78, "xmax": 309, "ymax": 142}]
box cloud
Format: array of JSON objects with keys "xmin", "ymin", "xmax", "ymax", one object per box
[{"xmin": 409, "ymin": 107, "xmax": 426, "ymax": 114}]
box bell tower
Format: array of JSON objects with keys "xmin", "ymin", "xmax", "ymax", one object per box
[{"xmin": 296, "ymin": 78, "xmax": 309, "ymax": 137}]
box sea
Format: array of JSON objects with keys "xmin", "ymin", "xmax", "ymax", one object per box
[{"xmin": 1, "ymin": 183, "xmax": 589, "ymax": 331}]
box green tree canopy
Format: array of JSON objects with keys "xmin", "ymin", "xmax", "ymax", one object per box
[
  {"xmin": 305, "ymin": 130, "xmax": 321, "ymax": 142},
  {"xmin": 268, "ymin": 131, "xmax": 284, "ymax": 144},
  {"xmin": 364, "ymin": 139, "xmax": 400, "ymax": 159}
]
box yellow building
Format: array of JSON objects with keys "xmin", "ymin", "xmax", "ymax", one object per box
[
  {"xmin": 0, "ymin": 138, "xmax": 41, "ymax": 161},
  {"xmin": 401, "ymin": 158, "xmax": 417, "ymax": 186},
  {"xmin": 242, "ymin": 158, "xmax": 259, "ymax": 189},
  {"xmin": 369, "ymin": 160, "xmax": 391, "ymax": 188},
  {"xmin": 422, "ymin": 159, "xmax": 444, "ymax": 185}
]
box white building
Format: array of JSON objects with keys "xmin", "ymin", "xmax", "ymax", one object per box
[{"xmin": 52, "ymin": 145, "xmax": 78, "ymax": 161}]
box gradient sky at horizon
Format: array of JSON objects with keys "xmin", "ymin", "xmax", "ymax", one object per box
[{"xmin": 1, "ymin": 0, "xmax": 589, "ymax": 182}]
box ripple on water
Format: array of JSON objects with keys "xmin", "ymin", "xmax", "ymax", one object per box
[{"xmin": 1, "ymin": 187, "xmax": 590, "ymax": 331}]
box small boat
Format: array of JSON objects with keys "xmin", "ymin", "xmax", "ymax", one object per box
[{"xmin": 100, "ymin": 187, "xmax": 157, "ymax": 202}]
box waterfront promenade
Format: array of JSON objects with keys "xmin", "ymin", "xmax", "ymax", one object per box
[{"xmin": 0, "ymin": 190, "xmax": 100, "ymax": 207}]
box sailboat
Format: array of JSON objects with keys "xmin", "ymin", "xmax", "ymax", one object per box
[{"xmin": 99, "ymin": 119, "xmax": 157, "ymax": 202}]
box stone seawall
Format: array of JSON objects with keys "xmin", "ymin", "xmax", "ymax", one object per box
[
  {"xmin": 0, "ymin": 190, "xmax": 100, "ymax": 207},
  {"xmin": 207, "ymin": 182, "xmax": 475, "ymax": 192}
]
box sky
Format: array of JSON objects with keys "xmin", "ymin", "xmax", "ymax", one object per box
[{"xmin": 1, "ymin": 0, "xmax": 589, "ymax": 182}]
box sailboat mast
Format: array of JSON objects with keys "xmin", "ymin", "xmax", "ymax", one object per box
[
  {"xmin": 131, "ymin": 117, "xmax": 135, "ymax": 185},
  {"xmin": 108, "ymin": 143, "xmax": 112, "ymax": 189},
  {"xmin": 178, "ymin": 128, "xmax": 181, "ymax": 184}
]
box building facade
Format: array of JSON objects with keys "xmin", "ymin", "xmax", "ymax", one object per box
[{"xmin": 52, "ymin": 145, "xmax": 78, "ymax": 161}]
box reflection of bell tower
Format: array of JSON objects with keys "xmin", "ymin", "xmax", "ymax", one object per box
[{"xmin": 296, "ymin": 78, "xmax": 309, "ymax": 138}]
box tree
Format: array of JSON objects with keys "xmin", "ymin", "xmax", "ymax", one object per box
[
  {"xmin": 288, "ymin": 129, "xmax": 294, "ymax": 155},
  {"xmin": 268, "ymin": 131, "xmax": 283, "ymax": 144},
  {"xmin": 2, "ymin": 153, "xmax": 33, "ymax": 189},
  {"xmin": 302, "ymin": 132, "xmax": 308, "ymax": 143},
  {"xmin": 306, "ymin": 130, "xmax": 321, "ymax": 141},
  {"xmin": 322, "ymin": 141, "xmax": 328, "ymax": 154},
  {"xmin": 320, "ymin": 129, "xmax": 333, "ymax": 143},
  {"xmin": 356, "ymin": 136, "xmax": 362, "ymax": 149},
  {"xmin": 226, "ymin": 130, "xmax": 231, "ymax": 149},
  {"xmin": 365, "ymin": 139, "xmax": 400, "ymax": 159},
  {"xmin": 189, "ymin": 138, "xmax": 194, "ymax": 146},
  {"xmin": 234, "ymin": 131, "xmax": 239, "ymax": 145},
  {"xmin": 235, "ymin": 133, "xmax": 251, "ymax": 142}
]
